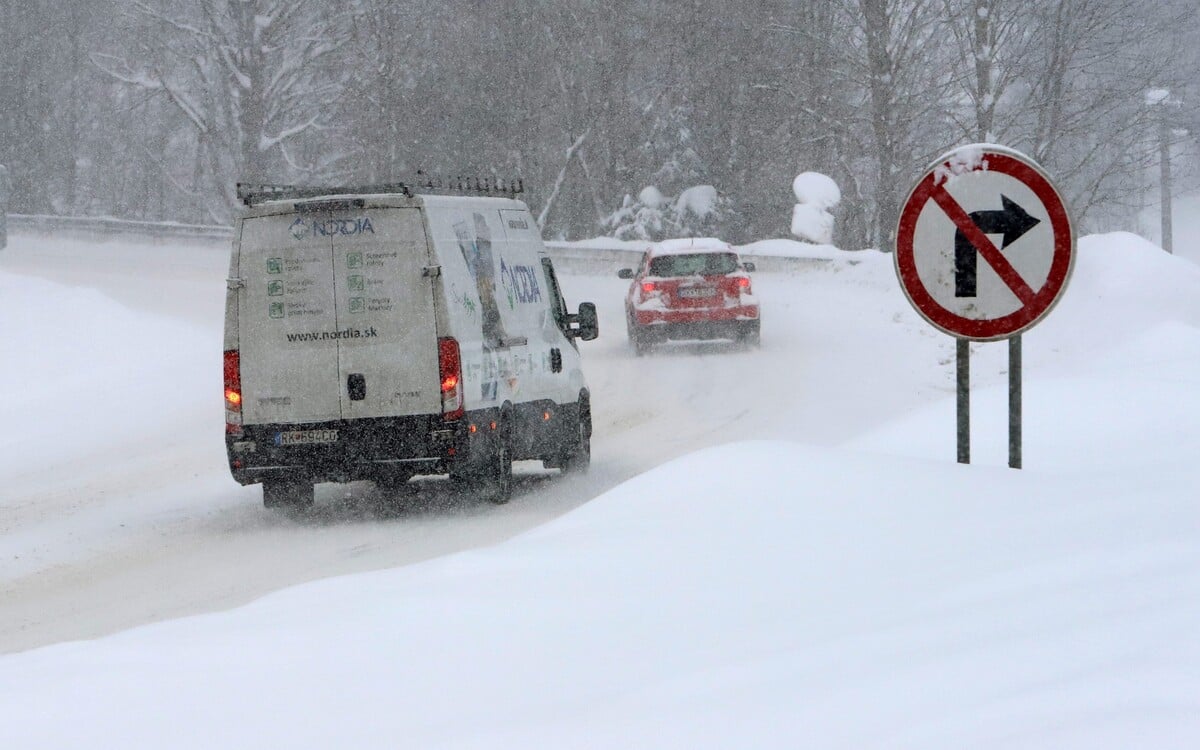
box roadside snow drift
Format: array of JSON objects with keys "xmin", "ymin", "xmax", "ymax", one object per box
[
  {"xmin": 1, "ymin": 230, "xmax": 1198, "ymax": 748},
  {"xmin": 2, "ymin": 436, "xmax": 1197, "ymax": 749}
]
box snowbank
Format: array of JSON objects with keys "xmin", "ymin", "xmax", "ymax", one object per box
[
  {"xmin": 0, "ymin": 268, "xmax": 214, "ymax": 486},
  {"xmin": 2, "ymin": 434, "xmax": 1196, "ymax": 748},
  {"xmin": 1, "ymin": 229, "xmax": 1198, "ymax": 748}
]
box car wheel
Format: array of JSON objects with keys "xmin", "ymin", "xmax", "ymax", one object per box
[
  {"xmin": 631, "ymin": 328, "xmax": 653, "ymax": 356},
  {"xmin": 739, "ymin": 321, "xmax": 761, "ymax": 349},
  {"xmin": 262, "ymin": 480, "xmax": 315, "ymax": 510}
]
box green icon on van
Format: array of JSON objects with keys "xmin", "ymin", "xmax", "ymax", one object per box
[
  {"xmin": 348, "ymin": 274, "xmax": 364, "ymax": 291},
  {"xmin": 266, "ymin": 258, "xmax": 283, "ymax": 274},
  {"xmin": 269, "ymin": 302, "xmax": 284, "ymax": 319},
  {"xmin": 267, "ymin": 280, "xmax": 284, "ymax": 296},
  {"xmin": 349, "ymin": 297, "xmax": 366, "ymax": 314},
  {"xmin": 347, "ymin": 252, "xmax": 363, "ymax": 269}
]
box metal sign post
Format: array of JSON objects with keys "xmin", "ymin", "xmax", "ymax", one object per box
[
  {"xmin": 895, "ymin": 144, "xmax": 1074, "ymax": 469},
  {"xmin": 1009, "ymin": 334, "xmax": 1022, "ymax": 469},
  {"xmin": 957, "ymin": 339, "xmax": 970, "ymax": 464}
]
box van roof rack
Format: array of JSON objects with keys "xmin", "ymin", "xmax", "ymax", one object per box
[
  {"xmin": 237, "ymin": 173, "xmax": 525, "ymax": 207},
  {"xmin": 413, "ymin": 171, "xmax": 525, "ymax": 197},
  {"xmin": 236, "ymin": 182, "xmax": 412, "ymax": 206}
]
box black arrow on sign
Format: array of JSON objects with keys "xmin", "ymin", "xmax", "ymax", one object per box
[{"xmin": 955, "ymin": 195, "xmax": 1040, "ymax": 297}]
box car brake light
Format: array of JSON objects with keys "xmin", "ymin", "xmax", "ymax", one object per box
[
  {"xmin": 641, "ymin": 281, "xmax": 656, "ymax": 294},
  {"xmin": 738, "ymin": 277, "xmax": 751, "ymax": 291},
  {"xmin": 438, "ymin": 337, "xmax": 464, "ymax": 421},
  {"xmin": 224, "ymin": 349, "xmax": 243, "ymax": 436}
]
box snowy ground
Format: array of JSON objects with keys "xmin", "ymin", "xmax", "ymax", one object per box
[{"xmin": 0, "ymin": 228, "xmax": 1197, "ymax": 747}]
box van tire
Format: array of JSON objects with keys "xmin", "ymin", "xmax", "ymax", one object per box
[
  {"xmin": 560, "ymin": 399, "xmax": 591, "ymax": 474},
  {"xmin": 375, "ymin": 471, "xmax": 414, "ymax": 493},
  {"xmin": 263, "ymin": 480, "xmax": 315, "ymax": 510},
  {"xmin": 462, "ymin": 410, "xmax": 512, "ymax": 504},
  {"xmin": 482, "ymin": 427, "xmax": 513, "ymax": 504}
]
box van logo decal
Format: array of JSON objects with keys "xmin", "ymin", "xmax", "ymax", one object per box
[
  {"xmin": 288, "ymin": 217, "xmax": 376, "ymax": 240},
  {"xmin": 499, "ymin": 258, "xmax": 542, "ymax": 307}
]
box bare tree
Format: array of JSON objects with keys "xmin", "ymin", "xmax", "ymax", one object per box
[
  {"xmin": 95, "ymin": 0, "xmax": 350, "ymax": 219},
  {"xmin": 339, "ymin": 0, "xmax": 450, "ymax": 182},
  {"xmin": 3, "ymin": 0, "xmax": 1197, "ymax": 241},
  {"xmin": 850, "ymin": 0, "xmax": 956, "ymax": 247},
  {"xmin": 1017, "ymin": 0, "xmax": 1194, "ymax": 226}
]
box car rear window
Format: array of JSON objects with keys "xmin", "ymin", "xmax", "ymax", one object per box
[{"xmin": 648, "ymin": 252, "xmax": 739, "ymax": 277}]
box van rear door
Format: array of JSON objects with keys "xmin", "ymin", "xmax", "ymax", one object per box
[
  {"xmin": 330, "ymin": 207, "xmax": 440, "ymax": 420},
  {"xmin": 238, "ymin": 209, "xmax": 342, "ymax": 425}
]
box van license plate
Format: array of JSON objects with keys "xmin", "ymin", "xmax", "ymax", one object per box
[{"xmin": 276, "ymin": 430, "xmax": 339, "ymax": 446}]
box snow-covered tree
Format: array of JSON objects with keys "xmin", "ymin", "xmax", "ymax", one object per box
[
  {"xmin": 602, "ymin": 187, "xmax": 668, "ymax": 241},
  {"xmin": 602, "ymin": 184, "xmax": 727, "ymax": 241},
  {"xmin": 673, "ymin": 185, "xmax": 728, "ymax": 237}
]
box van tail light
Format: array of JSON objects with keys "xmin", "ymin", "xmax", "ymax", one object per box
[
  {"xmin": 224, "ymin": 349, "xmax": 243, "ymax": 435},
  {"xmin": 438, "ymin": 337, "xmax": 464, "ymax": 421}
]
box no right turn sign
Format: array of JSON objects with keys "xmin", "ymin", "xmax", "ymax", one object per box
[{"xmin": 896, "ymin": 144, "xmax": 1075, "ymax": 341}]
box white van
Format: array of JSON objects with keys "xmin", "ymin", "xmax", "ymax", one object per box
[{"xmin": 223, "ymin": 183, "xmax": 598, "ymax": 508}]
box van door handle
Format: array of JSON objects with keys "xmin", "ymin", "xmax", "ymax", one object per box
[
  {"xmin": 348, "ymin": 373, "xmax": 366, "ymax": 401},
  {"xmin": 550, "ymin": 348, "xmax": 562, "ymax": 373}
]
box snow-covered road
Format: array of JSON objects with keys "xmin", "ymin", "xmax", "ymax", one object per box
[{"xmin": 0, "ymin": 233, "xmax": 946, "ymax": 653}]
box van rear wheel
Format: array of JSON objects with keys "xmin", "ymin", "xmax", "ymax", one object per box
[
  {"xmin": 484, "ymin": 439, "xmax": 514, "ymax": 504},
  {"xmin": 262, "ymin": 480, "xmax": 315, "ymax": 510},
  {"xmin": 462, "ymin": 414, "xmax": 513, "ymax": 505},
  {"xmin": 487, "ymin": 411, "xmax": 515, "ymax": 504},
  {"xmin": 560, "ymin": 400, "xmax": 591, "ymax": 474},
  {"xmin": 375, "ymin": 469, "xmax": 415, "ymax": 493}
]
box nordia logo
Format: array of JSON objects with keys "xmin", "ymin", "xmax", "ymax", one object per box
[
  {"xmin": 289, "ymin": 217, "xmax": 376, "ymax": 240},
  {"xmin": 500, "ymin": 259, "xmax": 542, "ymax": 305}
]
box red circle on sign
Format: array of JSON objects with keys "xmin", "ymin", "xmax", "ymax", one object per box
[{"xmin": 895, "ymin": 149, "xmax": 1074, "ymax": 340}]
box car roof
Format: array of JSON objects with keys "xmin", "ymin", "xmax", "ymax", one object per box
[{"xmin": 649, "ymin": 237, "xmax": 735, "ymax": 256}]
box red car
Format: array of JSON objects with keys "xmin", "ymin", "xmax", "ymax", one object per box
[{"xmin": 619, "ymin": 238, "xmax": 760, "ymax": 355}]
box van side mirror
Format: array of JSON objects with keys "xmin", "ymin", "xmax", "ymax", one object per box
[
  {"xmin": 617, "ymin": 268, "xmax": 635, "ymax": 279},
  {"xmin": 569, "ymin": 302, "xmax": 599, "ymax": 341},
  {"xmin": 742, "ymin": 261, "xmax": 756, "ymax": 273}
]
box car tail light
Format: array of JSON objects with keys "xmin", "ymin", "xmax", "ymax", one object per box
[
  {"xmin": 438, "ymin": 337, "xmax": 464, "ymax": 421},
  {"xmin": 738, "ymin": 277, "xmax": 752, "ymax": 292},
  {"xmin": 641, "ymin": 281, "xmax": 656, "ymax": 294},
  {"xmin": 224, "ymin": 349, "xmax": 243, "ymax": 436}
]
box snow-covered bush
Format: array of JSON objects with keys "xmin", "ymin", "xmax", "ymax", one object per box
[
  {"xmin": 791, "ymin": 172, "xmax": 841, "ymax": 245},
  {"xmin": 603, "ymin": 184, "xmax": 728, "ymax": 241},
  {"xmin": 602, "ymin": 187, "xmax": 667, "ymax": 241}
]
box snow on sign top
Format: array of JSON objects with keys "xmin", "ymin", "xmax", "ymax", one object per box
[{"xmin": 895, "ymin": 143, "xmax": 1075, "ymax": 341}]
